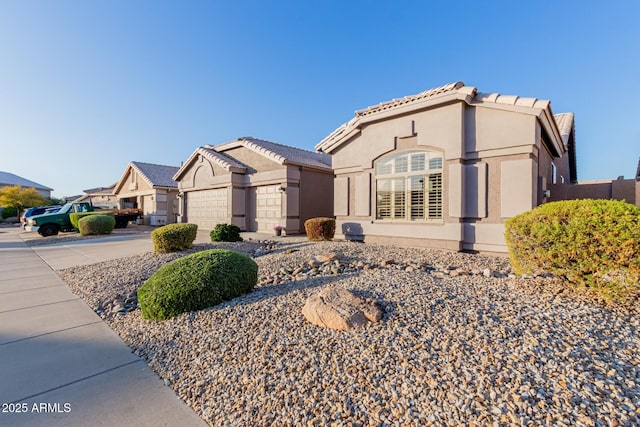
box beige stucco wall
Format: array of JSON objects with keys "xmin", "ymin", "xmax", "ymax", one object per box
[
  {"xmin": 221, "ymin": 146, "xmax": 282, "ymax": 172},
  {"xmin": 330, "ymin": 100, "xmax": 553, "ymax": 252},
  {"xmin": 299, "ymin": 169, "xmax": 334, "ymax": 228},
  {"xmin": 549, "ymin": 179, "xmax": 639, "ymax": 206}
]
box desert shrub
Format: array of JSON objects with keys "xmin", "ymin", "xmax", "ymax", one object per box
[
  {"xmin": 505, "ymin": 199, "xmax": 640, "ymax": 300},
  {"xmin": 210, "ymin": 223, "xmax": 243, "ymax": 242},
  {"xmin": 304, "ymin": 217, "xmax": 336, "ymax": 241},
  {"xmin": 2, "ymin": 206, "xmax": 17, "ymax": 219},
  {"xmin": 78, "ymin": 215, "xmax": 116, "ymax": 236},
  {"xmin": 151, "ymin": 223, "xmax": 198, "ymax": 253},
  {"xmin": 70, "ymin": 212, "xmax": 106, "ymax": 229},
  {"xmin": 138, "ymin": 249, "xmax": 258, "ymax": 320}
]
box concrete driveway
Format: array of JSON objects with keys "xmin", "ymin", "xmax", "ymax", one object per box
[
  {"xmin": 30, "ymin": 233, "xmax": 155, "ymax": 270},
  {"xmin": 25, "ymin": 227, "xmax": 298, "ymax": 270}
]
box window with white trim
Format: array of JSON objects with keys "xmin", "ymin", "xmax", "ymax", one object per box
[{"xmin": 375, "ymin": 150, "xmax": 443, "ymax": 221}]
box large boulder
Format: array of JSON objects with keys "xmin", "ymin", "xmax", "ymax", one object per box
[{"xmin": 302, "ymin": 287, "xmax": 384, "ymax": 331}]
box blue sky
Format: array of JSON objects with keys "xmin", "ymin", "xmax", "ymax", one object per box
[{"xmin": 1, "ymin": 1, "xmax": 638, "ymax": 197}]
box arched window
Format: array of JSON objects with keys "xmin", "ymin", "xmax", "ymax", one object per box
[{"xmin": 375, "ymin": 150, "xmax": 443, "ymax": 221}]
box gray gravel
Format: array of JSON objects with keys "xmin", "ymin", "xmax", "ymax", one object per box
[{"xmin": 58, "ymin": 240, "xmax": 640, "ymax": 426}]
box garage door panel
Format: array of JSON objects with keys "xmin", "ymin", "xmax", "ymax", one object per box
[
  {"xmin": 255, "ymin": 185, "xmax": 282, "ymax": 232},
  {"xmin": 186, "ymin": 189, "xmax": 228, "ymax": 230}
]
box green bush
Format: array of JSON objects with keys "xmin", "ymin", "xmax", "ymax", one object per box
[
  {"xmin": 78, "ymin": 215, "xmax": 116, "ymax": 236},
  {"xmin": 2, "ymin": 206, "xmax": 17, "ymax": 219},
  {"xmin": 70, "ymin": 212, "xmax": 106, "ymax": 229},
  {"xmin": 210, "ymin": 223, "xmax": 243, "ymax": 242},
  {"xmin": 151, "ymin": 223, "xmax": 198, "ymax": 253},
  {"xmin": 138, "ymin": 249, "xmax": 258, "ymax": 320},
  {"xmin": 505, "ymin": 199, "xmax": 640, "ymax": 300},
  {"xmin": 304, "ymin": 217, "xmax": 336, "ymax": 241}
]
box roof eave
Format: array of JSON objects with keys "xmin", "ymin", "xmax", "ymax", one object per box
[
  {"xmin": 317, "ymin": 91, "xmax": 471, "ymax": 154},
  {"xmin": 113, "ymin": 163, "xmax": 135, "ymax": 194},
  {"xmin": 538, "ymin": 108, "xmax": 565, "ymax": 157},
  {"xmin": 173, "ymin": 150, "xmax": 201, "ymax": 181},
  {"xmin": 215, "ymin": 139, "xmax": 287, "ymax": 165}
]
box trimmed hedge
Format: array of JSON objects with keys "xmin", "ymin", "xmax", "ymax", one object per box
[
  {"xmin": 78, "ymin": 215, "xmax": 116, "ymax": 236},
  {"xmin": 2, "ymin": 206, "xmax": 18, "ymax": 219},
  {"xmin": 138, "ymin": 249, "xmax": 258, "ymax": 320},
  {"xmin": 2, "ymin": 206, "xmax": 17, "ymax": 219},
  {"xmin": 210, "ymin": 223, "xmax": 243, "ymax": 242},
  {"xmin": 505, "ymin": 199, "xmax": 640, "ymax": 300},
  {"xmin": 151, "ymin": 223, "xmax": 198, "ymax": 253},
  {"xmin": 70, "ymin": 212, "xmax": 105, "ymax": 230},
  {"xmin": 304, "ymin": 217, "xmax": 336, "ymax": 241}
]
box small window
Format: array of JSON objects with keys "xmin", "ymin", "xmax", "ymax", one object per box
[
  {"xmin": 429, "ymin": 157, "xmax": 443, "ymax": 170},
  {"xmin": 410, "ymin": 154, "xmax": 425, "ymax": 172}
]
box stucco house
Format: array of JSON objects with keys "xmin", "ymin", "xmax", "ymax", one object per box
[
  {"xmin": 0, "ymin": 171, "xmax": 53, "ymax": 199},
  {"xmin": 316, "ymin": 82, "xmax": 576, "ymax": 253},
  {"xmin": 174, "ymin": 137, "xmax": 333, "ymax": 233},
  {"xmin": 113, "ymin": 161, "xmax": 180, "ymax": 226},
  {"xmin": 75, "ymin": 184, "xmax": 118, "ymax": 208}
]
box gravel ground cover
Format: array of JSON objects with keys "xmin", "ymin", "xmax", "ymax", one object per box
[{"xmin": 58, "ymin": 240, "xmax": 640, "ymax": 426}]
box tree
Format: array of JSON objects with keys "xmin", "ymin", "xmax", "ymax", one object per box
[
  {"xmin": 48, "ymin": 196, "xmax": 65, "ymax": 206},
  {"xmin": 0, "ymin": 186, "xmax": 50, "ymax": 214}
]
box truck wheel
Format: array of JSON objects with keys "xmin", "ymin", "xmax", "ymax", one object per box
[{"xmin": 39, "ymin": 224, "xmax": 59, "ymax": 237}]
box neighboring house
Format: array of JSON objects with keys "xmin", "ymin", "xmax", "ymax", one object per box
[
  {"xmin": 174, "ymin": 137, "xmax": 333, "ymax": 233},
  {"xmin": 75, "ymin": 184, "xmax": 118, "ymax": 208},
  {"xmin": 0, "ymin": 171, "xmax": 53, "ymax": 198},
  {"xmin": 316, "ymin": 81, "xmax": 576, "ymax": 252},
  {"xmin": 113, "ymin": 162, "xmax": 180, "ymax": 225}
]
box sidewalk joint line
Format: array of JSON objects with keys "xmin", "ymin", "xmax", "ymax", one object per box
[
  {"xmin": 0, "ymin": 284, "xmax": 66, "ymax": 295},
  {"xmin": 0, "ymin": 298, "xmax": 80, "ymax": 314},
  {"xmin": 0, "ymin": 320, "xmax": 104, "ymax": 346},
  {"xmin": 9, "ymin": 360, "xmax": 143, "ymax": 404}
]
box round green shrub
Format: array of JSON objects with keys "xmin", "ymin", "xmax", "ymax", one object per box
[
  {"xmin": 304, "ymin": 217, "xmax": 336, "ymax": 241},
  {"xmin": 71, "ymin": 212, "xmax": 104, "ymax": 230},
  {"xmin": 2, "ymin": 206, "xmax": 17, "ymax": 219},
  {"xmin": 151, "ymin": 223, "xmax": 198, "ymax": 253},
  {"xmin": 210, "ymin": 223, "xmax": 243, "ymax": 242},
  {"xmin": 78, "ymin": 215, "xmax": 116, "ymax": 236},
  {"xmin": 138, "ymin": 249, "xmax": 258, "ymax": 320},
  {"xmin": 505, "ymin": 199, "xmax": 640, "ymax": 300}
]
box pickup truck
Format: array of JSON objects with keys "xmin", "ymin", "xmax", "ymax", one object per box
[{"xmin": 25, "ymin": 202, "xmax": 141, "ymax": 237}]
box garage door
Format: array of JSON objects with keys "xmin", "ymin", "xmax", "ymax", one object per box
[
  {"xmin": 255, "ymin": 185, "xmax": 283, "ymax": 232},
  {"xmin": 186, "ymin": 189, "xmax": 228, "ymax": 230}
]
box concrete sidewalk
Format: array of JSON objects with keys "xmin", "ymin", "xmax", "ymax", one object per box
[{"xmin": 0, "ymin": 227, "xmax": 206, "ymax": 427}]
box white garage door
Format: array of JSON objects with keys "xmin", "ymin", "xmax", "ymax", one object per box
[
  {"xmin": 256, "ymin": 185, "xmax": 283, "ymax": 232},
  {"xmin": 186, "ymin": 189, "xmax": 228, "ymax": 230}
]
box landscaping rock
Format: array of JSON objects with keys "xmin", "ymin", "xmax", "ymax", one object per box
[
  {"xmin": 302, "ymin": 286, "xmax": 384, "ymax": 331},
  {"xmin": 311, "ymin": 252, "xmax": 338, "ymax": 264}
]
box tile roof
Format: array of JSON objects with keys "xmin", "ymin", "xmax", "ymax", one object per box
[
  {"xmin": 316, "ymin": 82, "xmax": 569, "ymax": 155},
  {"xmin": 83, "ymin": 183, "xmax": 116, "ymax": 195},
  {"xmin": 472, "ymin": 92, "xmax": 549, "ymax": 109},
  {"xmin": 130, "ymin": 162, "xmax": 179, "ymax": 188},
  {"xmin": 214, "ymin": 137, "xmax": 332, "ymax": 170},
  {"xmin": 355, "ymin": 82, "xmax": 465, "ymax": 117},
  {"xmin": 0, "ymin": 171, "xmax": 53, "ymax": 191},
  {"xmin": 172, "ymin": 147, "xmax": 248, "ymax": 181},
  {"xmin": 553, "ymin": 113, "xmax": 574, "ymax": 148},
  {"xmin": 197, "ymin": 147, "xmax": 249, "ymax": 171}
]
